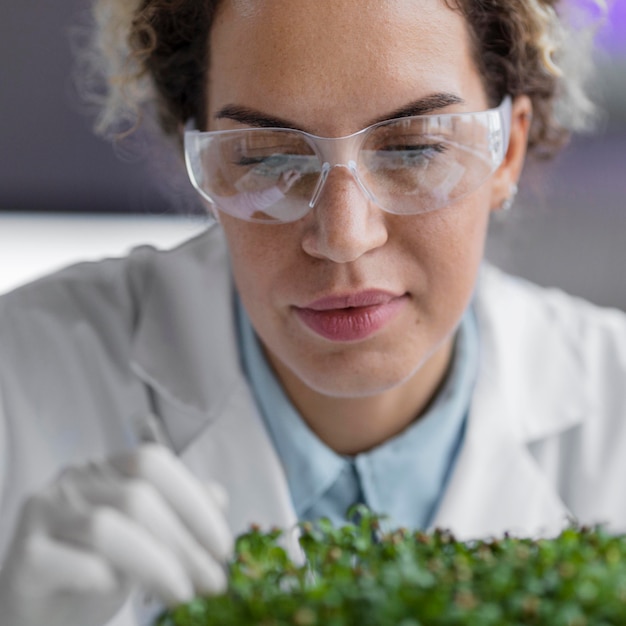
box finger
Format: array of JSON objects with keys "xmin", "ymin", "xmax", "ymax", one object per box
[
  {"xmin": 90, "ymin": 506, "xmax": 196, "ymax": 606},
  {"xmin": 112, "ymin": 445, "xmax": 234, "ymax": 561},
  {"xmin": 11, "ymin": 530, "xmax": 120, "ymax": 597},
  {"xmin": 205, "ymin": 481, "xmax": 229, "ymax": 513},
  {"xmin": 68, "ymin": 470, "xmax": 227, "ymax": 595},
  {"xmin": 49, "ymin": 496, "xmax": 195, "ymax": 607},
  {"xmin": 0, "ymin": 528, "xmax": 128, "ymax": 626},
  {"xmin": 120, "ymin": 485, "xmax": 227, "ymax": 595}
]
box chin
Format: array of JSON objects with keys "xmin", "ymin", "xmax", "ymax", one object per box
[{"xmin": 293, "ymin": 355, "xmax": 428, "ymax": 399}]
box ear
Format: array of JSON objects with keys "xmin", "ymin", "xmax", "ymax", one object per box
[{"xmin": 489, "ymin": 95, "xmax": 533, "ymax": 212}]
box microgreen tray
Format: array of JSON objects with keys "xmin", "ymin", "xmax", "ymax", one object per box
[{"xmin": 156, "ymin": 506, "xmax": 626, "ymax": 626}]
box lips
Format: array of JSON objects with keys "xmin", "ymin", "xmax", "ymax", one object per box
[{"xmin": 294, "ymin": 290, "xmax": 408, "ymax": 342}]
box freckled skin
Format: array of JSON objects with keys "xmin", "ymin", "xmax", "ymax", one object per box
[{"xmin": 206, "ymin": 0, "xmax": 530, "ymax": 454}]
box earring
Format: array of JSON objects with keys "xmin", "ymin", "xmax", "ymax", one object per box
[
  {"xmin": 500, "ymin": 183, "xmax": 518, "ymax": 212},
  {"xmin": 208, "ymin": 201, "xmax": 222, "ymax": 223}
]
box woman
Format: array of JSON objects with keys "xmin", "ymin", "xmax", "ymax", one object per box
[{"xmin": 0, "ymin": 1, "xmax": 619, "ymax": 625}]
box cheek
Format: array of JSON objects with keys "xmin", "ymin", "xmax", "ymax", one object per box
[
  {"xmin": 389, "ymin": 196, "xmax": 491, "ymax": 360},
  {"xmin": 401, "ymin": 195, "xmax": 492, "ymax": 293},
  {"xmin": 220, "ymin": 218, "xmax": 299, "ymax": 308}
]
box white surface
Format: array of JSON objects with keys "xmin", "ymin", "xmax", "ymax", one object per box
[{"xmin": 0, "ymin": 213, "xmax": 208, "ymax": 295}]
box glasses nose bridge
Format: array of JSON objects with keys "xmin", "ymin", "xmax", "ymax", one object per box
[
  {"xmin": 308, "ymin": 132, "xmax": 371, "ymax": 208},
  {"xmin": 313, "ymin": 132, "xmax": 362, "ymax": 167}
]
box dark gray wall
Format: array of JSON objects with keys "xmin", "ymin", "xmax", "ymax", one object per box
[{"xmin": 0, "ymin": 0, "xmax": 194, "ymax": 214}]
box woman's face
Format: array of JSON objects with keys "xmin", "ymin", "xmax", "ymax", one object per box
[{"xmin": 206, "ymin": 0, "xmax": 520, "ymax": 399}]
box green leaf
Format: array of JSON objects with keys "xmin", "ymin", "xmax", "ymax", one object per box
[{"xmin": 156, "ymin": 513, "xmax": 626, "ymax": 625}]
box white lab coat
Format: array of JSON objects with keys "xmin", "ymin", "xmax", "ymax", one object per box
[{"xmin": 1, "ymin": 225, "xmax": 626, "ymax": 625}]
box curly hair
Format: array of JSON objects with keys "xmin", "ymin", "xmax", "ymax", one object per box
[{"xmin": 84, "ymin": 0, "xmax": 606, "ymax": 159}]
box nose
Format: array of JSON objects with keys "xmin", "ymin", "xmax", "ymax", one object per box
[{"xmin": 301, "ymin": 166, "xmax": 388, "ymax": 263}]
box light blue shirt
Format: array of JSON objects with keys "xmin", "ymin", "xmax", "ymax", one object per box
[{"xmin": 236, "ymin": 297, "xmax": 479, "ymax": 530}]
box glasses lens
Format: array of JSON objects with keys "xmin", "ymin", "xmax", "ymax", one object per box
[
  {"xmin": 185, "ymin": 101, "xmax": 509, "ymax": 222},
  {"xmin": 186, "ymin": 129, "xmax": 321, "ymax": 223},
  {"xmin": 358, "ymin": 110, "xmax": 503, "ymax": 214}
]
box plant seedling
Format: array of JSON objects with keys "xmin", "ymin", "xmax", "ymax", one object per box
[{"xmin": 156, "ymin": 506, "xmax": 626, "ymax": 625}]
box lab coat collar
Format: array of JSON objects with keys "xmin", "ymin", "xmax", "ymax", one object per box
[
  {"xmin": 432, "ymin": 266, "xmax": 587, "ymax": 539},
  {"xmin": 176, "ymin": 377, "xmax": 299, "ymax": 540},
  {"xmin": 130, "ymin": 226, "xmax": 240, "ymax": 450}
]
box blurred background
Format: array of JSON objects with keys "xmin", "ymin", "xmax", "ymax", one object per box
[{"xmin": 0, "ymin": 0, "xmax": 625, "ymax": 300}]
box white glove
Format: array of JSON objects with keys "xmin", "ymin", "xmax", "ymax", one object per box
[{"xmin": 0, "ymin": 444, "xmax": 234, "ymax": 626}]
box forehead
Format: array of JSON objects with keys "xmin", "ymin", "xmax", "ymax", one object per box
[{"xmin": 208, "ymin": 0, "xmax": 484, "ymax": 132}]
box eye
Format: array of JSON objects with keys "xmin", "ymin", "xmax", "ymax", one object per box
[
  {"xmin": 234, "ymin": 155, "xmax": 267, "ymax": 166},
  {"xmin": 381, "ymin": 142, "xmax": 447, "ymax": 157},
  {"xmin": 364, "ymin": 142, "xmax": 448, "ymax": 171},
  {"xmin": 234, "ymin": 153, "xmax": 288, "ymax": 169},
  {"xmin": 234, "ymin": 154, "xmax": 320, "ymax": 178},
  {"xmin": 232, "ymin": 143, "xmax": 301, "ymax": 165},
  {"xmin": 227, "ymin": 131, "xmax": 318, "ymax": 177}
]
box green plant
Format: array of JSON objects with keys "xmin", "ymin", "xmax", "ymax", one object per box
[{"xmin": 156, "ymin": 506, "xmax": 626, "ymax": 625}]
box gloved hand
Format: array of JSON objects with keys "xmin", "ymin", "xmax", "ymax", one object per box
[{"xmin": 0, "ymin": 444, "xmax": 233, "ymax": 626}]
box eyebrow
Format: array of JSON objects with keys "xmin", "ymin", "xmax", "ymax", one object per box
[
  {"xmin": 376, "ymin": 93, "xmax": 465, "ymax": 124},
  {"xmin": 214, "ymin": 92, "xmax": 465, "ymax": 131}
]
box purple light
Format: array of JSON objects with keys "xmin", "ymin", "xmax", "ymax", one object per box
[{"xmin": 597, "ymin": 2, "xmax": 626, "ymax": 55}]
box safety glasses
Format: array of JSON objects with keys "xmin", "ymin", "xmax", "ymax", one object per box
[{"xmin": 184, "ymin": 97, "xmax": 512, "ymax": 224}]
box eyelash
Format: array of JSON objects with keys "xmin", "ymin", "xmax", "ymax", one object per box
[{"xmin": 377, "ymin": 143, "xmax": 447, "ymax": 153}]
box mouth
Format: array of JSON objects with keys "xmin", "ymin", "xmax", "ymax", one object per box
[{"xmin": 294, "ymin": 290, "xmax": 408, "ymax": 342}]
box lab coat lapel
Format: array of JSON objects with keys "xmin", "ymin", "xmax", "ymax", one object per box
[
  {"xmin": 177, "ymin": 382, "xmax": 298, "ymax": 538},
  {"xmin": 129, "ymin": 227, "xmax": 297, "ymax": 539},
  {"xmin": 129, "ymin": 227, "xmax": 239, "ymax": 451},
  {"xmin": 136, "ymin": 368, "xmax": 298, "ymax": 539},
  {"xmin": 432, "ymin": 266, "xmax": 587, "ymax": 540},
  {"xmin": 431, "ymin": 373, "xmax": 573, "ymax": 540}
]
